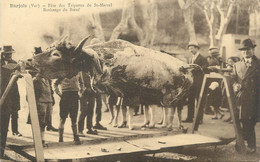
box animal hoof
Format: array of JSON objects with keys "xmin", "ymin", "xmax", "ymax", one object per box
[
  {"xmin": 113, "ymin": 123, "xmax": 118, "ymax": 127},
  {"xmin": 108, "ymin": 118, "xmax": 114, "ymax": 124},
  {"xmin": 167, "ymin": 125, "xmax": 173, "ymax": 131},
  {"xmin": 118, "ymin": 121, "xmax": 127, "ymax": 128},
  {"xmin": 141, "ymin": 121, "xmax": 150, "ymax": 128},
  {"xmin": 129, "ymin": 126, "xmax": 134, "ymax": 130},
  {"xmin": 149, "ymin": 124, "xmax": 155, "ymax": 129},
  {"xmin": 162, "ymin": 124, "xmax": 167, "ymax": 128},
  {"xmin": 157, "ymin": 120, "xmax": 163, "ymax": 125}
]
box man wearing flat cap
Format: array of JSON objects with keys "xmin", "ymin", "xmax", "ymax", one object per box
[
  {"xmin": 183, "ymin": 42, "xmax": 209, "ymax": 123},
  {"xmin": 207, "ymin": 46, "xmax": 223, "ymax": 69},
  {"xmin": 232, "ymin": 38, "xmax": 259, "ymax": 154},
  {"xmin": 0, "ymin": 45, "xmax": 22, "ymax": 157}
]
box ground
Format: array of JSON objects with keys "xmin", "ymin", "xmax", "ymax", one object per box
[{"xmin": 4, "ymin": 89, "xmax": 260, "ymax": 161}]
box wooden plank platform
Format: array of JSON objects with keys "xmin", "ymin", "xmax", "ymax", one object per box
[{"xmin": 8, "ymin": 133, "xmax": 230, "ymax": 161}]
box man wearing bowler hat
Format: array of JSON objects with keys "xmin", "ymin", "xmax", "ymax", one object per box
[
  {"xmin": 232, "ymin": 38, "xmax": 259, "ymax": 154},
  {"xmin": 0, "ymin": 45, "xmax": 22, "ymax": 157},
  {"xmin": 183, "ymin": 41, "xmax": 209, "ymax": 123}
]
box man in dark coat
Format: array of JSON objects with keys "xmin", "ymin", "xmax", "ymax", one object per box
[
  {"xmin": 183, "ymin": 42, "xmax": 209, "ymax": 123},
  {"xmin": 232, "ymin": 38, "xmax": 259, "ymax": 154},
  {"xmin": 0, "ymin": 45, "xmax": 21, "ymax": 157}
]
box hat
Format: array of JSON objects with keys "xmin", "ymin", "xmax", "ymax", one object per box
[
  {"xmin": 209, "ymin": 82, "xmax": 219, "ymax": 90},
  {"xmin": 238, "ymin": 38, "xmax": 257, "ymax": 50},
  {"xmin": 209, "ymin": 46, "xmax": 219, "ymax": 55},
  {"xmin": 34, "ymin": 47, "xmax": 42, "ymax": 55},
  {"xmin": 187, "ymin": 41, "xmax": 200, "ymax": 49},
  {"xmin": 1, "ymin": 45, "xmax": 15, "ymax": 54}
]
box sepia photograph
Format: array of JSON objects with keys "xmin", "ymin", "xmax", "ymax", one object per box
[{"xmin": 1, "ymin": 0, "xmax": 260, "ymax": 161}]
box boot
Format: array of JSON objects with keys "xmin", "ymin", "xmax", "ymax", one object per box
[
  {"xmin": 41, "ymin": 131, "xmax": 47, "ymax": 147},
  {"xmin": 59, "ymin": 128, "xmax": 64, "ymax": 142},
  {"xmin": 72, "ymin": 126, "xmax": 81, "ymax": 145}
]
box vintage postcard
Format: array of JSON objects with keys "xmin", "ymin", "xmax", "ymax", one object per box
[{"xmin": 1, "ymin": 0, "xmax": 259, "ymax": 161}]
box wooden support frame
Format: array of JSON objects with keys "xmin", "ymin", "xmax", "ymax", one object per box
[
  {"xmin": 0, "ymin": 73, "xmax": 44, "ymax": 161},
  {"xmin": 191, "ymin": 73, "xmax": 246, "ymax": 152}
]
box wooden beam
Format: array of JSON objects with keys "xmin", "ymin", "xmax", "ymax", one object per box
[
  {"xmin": 23, "ymin": 74, "xmax": 45, "ymax": 161},
  {"xmin": 191, "ymin": 74, "xmax": 208, "ymax": 133},
  {"xmin": 191, "ymin": 73, "xmax": 246, "ymax": 152},
  {"xmin": 222, "ymin": 76, "xmax": 245, "ymax": 153}
]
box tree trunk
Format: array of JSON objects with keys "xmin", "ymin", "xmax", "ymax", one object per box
[
  {"xmin": 110, "ymin": 0, "xmax": 143, "ymax": 43},
  {"xmin": 215, "ymin": 0, "xmax": 235, "ymax": 47},
  {"xmin": 208, "ymin": 1, "xmax": 217, "ymax": 47},
  {"xmin": 141, "ymin": 0, "xmax": 158, "ymax": 47},
  {"xmin": 202, "ymin": 0, "xmax": 235, "ymax": 48},
  {"xmin": 178, "ymin": 0, "xmax": 197, "ymax": 43},
  {"xmin": 90, "ymin": 12, "xmax": 105, "ymax": 41}
]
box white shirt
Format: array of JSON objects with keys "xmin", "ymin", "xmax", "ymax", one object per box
[
  {"xmin": 244, "ymin": 57, "xmax": 252, "ymax": 67},
  {"xmin": 191, "ymin": 51, "xmax": 200, "ymax": 64}
]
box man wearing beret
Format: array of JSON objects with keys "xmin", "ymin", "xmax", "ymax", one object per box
[
  {"xmin": 0, "ymin": 45, "xmax": 22, "ymax": 157},
  {"xmin": 232, "ymin": 38, "xmax": 259, "ymax": 154},
  {"xmin": 183, "ymin": 42, "xmax": 209, "ymax": 123}
]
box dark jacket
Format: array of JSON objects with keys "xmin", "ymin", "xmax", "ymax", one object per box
[
  {"xmin": 189, "ymin": 54, "xmax": 209, "ymax": 89},
  {"xmin": 33, "ymin": 76, "xmax": 53, "ymax": 103},
  {"xmin": 0, "ymin": 58, "xmax": 20, "ymax": 111},
  {"xmin": 233, "ymin": 55, "xmax": 260, "ymax": 122},
  {"xmin": 207, "ymin": 56, "xmax": 222, "ymax": 73}
]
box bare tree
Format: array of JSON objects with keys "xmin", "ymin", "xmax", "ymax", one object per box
[
  {"xmin": 89, "ymin": 12, "xmax": 105, "ymax": 41},
  {"xmin": 247, "ymin": 0, "xmax": 260, "ymax": 36},
  {"xmin": 178, "ymin": 0, "xmax": 197, "ymax": 43},
  {"xmin": 141, "ymin": 0, "xmax": 158, "ymax": 47},
  {"xmin": 197, "ymin": 0, "xmax": 236, "ymax": 48},
  {"xmin": 110, "ymin": 0, "xmax": 143, "ymax": 42}
]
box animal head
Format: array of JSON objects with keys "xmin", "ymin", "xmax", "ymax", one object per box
[{"xmin": 27, "ymin": 36, "xmax": 102, "ymax": 79}]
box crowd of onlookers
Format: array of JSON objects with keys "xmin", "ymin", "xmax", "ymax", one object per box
[
  {"xmin": 182, "ymin": 38, "xmax": 259, "ymax": 154},
  {"xmin": 1, "ymin": 38, "xmax": 259, "ymax": 158}
]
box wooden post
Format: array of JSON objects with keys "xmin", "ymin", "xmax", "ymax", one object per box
[
  {"xmin": 191, "ymin": 74, "xmax": 208, "ymax": 133},
  {"xmin": 23, "ymin": 74, "xmax": 45, "ymax": 161},
  {"xmin": 191, "ymin": 73, "xmax": 245, "ymax": 152},
  {"xmin": 223, "ymin": 76, "xmax": 245, "ymax": 152}
]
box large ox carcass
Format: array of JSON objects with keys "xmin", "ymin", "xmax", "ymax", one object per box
[
  {"xmin": 84, "ymin": 40, "xmax": 194, "ymax": 129},
  {"xmin": 27, "ymin": 37, "xmax": 195, "ymax": 130}
]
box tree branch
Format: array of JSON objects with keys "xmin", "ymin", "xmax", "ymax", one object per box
[
  {"xmin": 204, "ymin": 8, "xmax": 211, "ymax": 25},
  {"xmin": 178, "ymin": 0, "xmax": 186, "ymax": 9}
]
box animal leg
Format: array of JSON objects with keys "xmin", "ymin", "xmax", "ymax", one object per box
[
  {"xmin": 127, "ymin": 106, "xmax": 134, "ymax": 130},
  {"xmin": 167, "ymin": 107, "xmax": 175, "ymax": 131},
  {"xmin": 118, "ymin": 104, "xmax": 127, "ymax": 128},
  {"xmin": 148, "ymin": 105, "xmax": 156, "ymax": 128},
  {"xmin": 102, "ymin": 94, "xmax": 109, "ymax": 112},
  {"xmin": 108, "ymin": 104, "xmax": 114, "ymax": 124},
  {"xmin": 113, "ymin": 105, "xmax": 120, "ymax": 127},
  {"xmin": 141, "ymin": 105, "xmax": 150, "ymax": 128},
  {"xmin": 177, "ymin": 106, "xmax": 183, "ymax": 129},
  {"xmin": 162, "ymin": 107, "xmax": 168, "ymax": 128}
]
